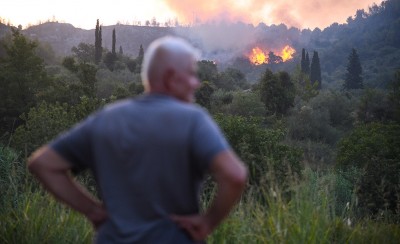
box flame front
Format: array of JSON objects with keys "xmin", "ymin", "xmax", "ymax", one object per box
[
  {"xmin": 248, "ymin": 45, "xmax": 296, "ymax": 65},
  {"xmin": 280, "ymin": 45, "xmax": 296, "ymax": 62},
  {"xmin": 249, "ymin": 47, "xmax": 268, "ymax": 65}
]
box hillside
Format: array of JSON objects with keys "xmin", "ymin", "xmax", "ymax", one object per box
[{"xmin": 1, "ymin": 0, "xmax": 399, "ymax": 87}]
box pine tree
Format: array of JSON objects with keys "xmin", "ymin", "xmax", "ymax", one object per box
[
  {"xmin": 119, "ymin": 46, "xmax": 123, "ymax": 55},
  {"xmin": 112, "ymin": 28, "xmax": 116, "ymax": 55},
  {"xmin": 94, "ymin": 19, "xmax": 102, "ymax": 64},
  {"xmin": 310, "ymin": 51, "xmax": 321, "ymax": 89},
  {"xmin": 304, "ymin": 52, "xmax": 310, "ymax": 75},
  {"xmin": 344, "ymin": 48, "xmax": 363, "ymax": 90}
]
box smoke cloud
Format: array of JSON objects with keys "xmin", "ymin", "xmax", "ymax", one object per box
[{"xmin": 164, "ymin": 0, "xmax": 378, "ymax": 29}]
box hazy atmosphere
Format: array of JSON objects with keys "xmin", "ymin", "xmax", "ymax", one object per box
[
  {"xmin": 1, "ymin": 0, "xmax": 400, "ymax": 243},
  {"xmin": 2, "ymin": 0, "xmax": 377, "ymax": 29}
]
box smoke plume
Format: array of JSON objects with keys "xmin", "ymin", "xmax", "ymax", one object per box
[{"xmin": 164, "ymin": 0, "xmax": 377, "ymax": 29}]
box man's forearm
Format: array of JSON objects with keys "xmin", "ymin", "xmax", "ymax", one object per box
[
  {"xmin": 204, "ymin": 174, "xmax": 246, "ymax": 230},
  {"xmin": 31, "ymin": 167, "xmax": 104, "ymax": 220},
  {"xmin": 28, "ymin": 146, "xmax": 107, "ymax": 226}
]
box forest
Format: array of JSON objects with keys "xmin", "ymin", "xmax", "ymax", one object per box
[{"xmin": 1, "ymin": 0, "xmax": 400, "ymax": 243}]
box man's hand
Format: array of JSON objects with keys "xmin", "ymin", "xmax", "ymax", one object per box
[
  {"xmin": 86, "ymin": 203, "xmax": 108, "ymax": 229},
  {"xmin": 171, "ymin": 214, "xmax": 212, "ymax": 241}
]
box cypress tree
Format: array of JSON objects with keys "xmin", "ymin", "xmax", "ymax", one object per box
[
  {"xmin": 344, "ymin": 48, "xmax": 363, "ymax": 90},
  {"xmin": 119, "ymin": 46, "xmax": 123, "ymax": 55},
  {"xmin": 304, "ymin": 52, "xmax": 310, "ymax": 75},
  {"xmin": 301, "ymin": 48, "xmax": 306, "ymax": 73},
  {"xmin": 135, "ymin": 44, "xmax": 144, "ymax": 73},
  {"xmin": 310, "ymin": 51, "xmax": 322, "ymax": 89},
  {"xmin": 94, "ymin": 19, "xmax": 102, "ymax": 64},
  {"xmin": 112, "ymin": 28, "xmax": 116, "ymax": 55}
]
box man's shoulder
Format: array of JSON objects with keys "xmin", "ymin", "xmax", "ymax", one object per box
[{"xmin": 96, "ymin": 95, "xmax": 208, "ymax": 118}]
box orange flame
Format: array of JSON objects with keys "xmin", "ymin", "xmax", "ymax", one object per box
[
  {"xmin": 249, "ymin": 47, "xmax": 268, "ymax": 65},
  {"xmin": 248, "ymin": 45, "xmax": 296, "ymax": 65},
  {"xmin": 279, "ymin": 45, "xmax": 296, "ymax": 62}
]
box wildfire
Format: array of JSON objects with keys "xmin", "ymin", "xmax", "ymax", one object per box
[{"xmin": 248, "ymin": 45, "xmax": 296, "ymax": 65}]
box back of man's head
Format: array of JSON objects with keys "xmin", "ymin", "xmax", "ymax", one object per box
[{"xmin": 141, "ymin": 36, "xmax": 200, "ymax": 92}]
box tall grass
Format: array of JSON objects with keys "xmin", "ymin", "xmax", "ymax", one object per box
[{"xmin": 1, "ymin": 146, "xmax": 399, "ymax": 243}]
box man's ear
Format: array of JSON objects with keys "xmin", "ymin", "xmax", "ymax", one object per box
[{"xmin": 163, "ymin": 68, "xmax": 176, "ymax": 90}]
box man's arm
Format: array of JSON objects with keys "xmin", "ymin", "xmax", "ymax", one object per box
[
  {"xmin": 28, "ymin": 146, "xmax": 107, "ymax": 228},
  {"xmin": 172, "ymin": 150, "xmax": 247, "ymax": 241}
]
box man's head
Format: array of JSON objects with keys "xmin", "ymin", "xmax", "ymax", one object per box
[{"xmin": 141, "ymin": 36, "xmax": 201, "ymax": 103}]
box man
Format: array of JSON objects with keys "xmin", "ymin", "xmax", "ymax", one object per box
[{"xmin": 28, "ymin": 36, "xmax": 247, "ymax": 243}]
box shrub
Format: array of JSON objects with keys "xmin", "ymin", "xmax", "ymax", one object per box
[
  {"xmin": 215, "ymin": 115, "xmax": 302, "ymax": 187},
  {"xmin": 337, "ymin": 123, "xmax": 400, "ymax": 218}
]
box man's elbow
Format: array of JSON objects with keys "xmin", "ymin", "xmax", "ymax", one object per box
[
  {"xmin": 229, "ymin": 164, "xmax": 248, "ymax": 190},
  {"xmin": 27, "ymin": 156, "xmax": 42, "ymax": 174}
]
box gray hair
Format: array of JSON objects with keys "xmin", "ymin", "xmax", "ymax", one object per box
[{"xmin": 141, "ymin": 36, "xmax": 201, "ymax": 91}]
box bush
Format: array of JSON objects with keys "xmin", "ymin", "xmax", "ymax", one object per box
[
  {"xmin": 337, "ymin": 123, "xmax": 400, "ymax": 218},
  {"xmin": 215, "ymin": 115, "xmax": 302, "ymax": 187},
  {"xmin": 11, "ymin": 97, "xmax": 104, "ymax": 155}
]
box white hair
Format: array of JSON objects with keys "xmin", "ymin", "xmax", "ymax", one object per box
[{"xmin": 141, "ymin": 36, "xmax": 201, "ymax": 91}]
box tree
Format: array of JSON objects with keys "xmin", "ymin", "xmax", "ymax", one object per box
[
  {"xmin": 195, "ymin": 81, "xmax": 215, "ymax": 109},
  {"xmin": 259, "ymin": 69, "xmax": 295, "ymax": 116},
  {"xmin": 119, "ymin": 45, "xmax": 123, "ymax": 55},
  {"xmin": 94, "ymin": 19, "xmax": 102, "ymax": 64},
  {"xmin": 71, "ymin": 42, "xmax": 95, "ymax": 63},
  {"xmin": 135, "ymin": 44, "xmax": 144, "ymax": 73},
  {"xmin": 310, "ymin": 51, "xmax": 321, "ymax": 89},
  {"xmin": 343, "ymin": 48, "xmax": 363, "ymax": 90},
  {"xmin": 301, "ymin": 48, "xmax": 306, "ymax": 73},
  {"xmin": 268, "ymin": 51, "xmax": 283, "ymax": 63},
  {"xmin": 337, "ymin": 123, "xmax": 400, "ymax": 216},
  {"xmin": 112, "ymin": 28, "xmax": 116, "ymax": 55},
  {"xmin": 304, "ymin": 52, "xmax": 310, "ymax": 75},
  {"xmin": 197, "ymin": 60, "xmax": 218, "ymax": 82},
  {"xmin": 0, "ymin": 29, "xmax": 49, "ymax": 134}
]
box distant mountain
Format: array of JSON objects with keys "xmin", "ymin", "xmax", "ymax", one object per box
[
  {"xmin": 1, "ymin": 0, "xmax": 399, "ymax": 87},
  {"xmin": 22, "ymin": 22, "xmax": 174, "ymax": 57}
]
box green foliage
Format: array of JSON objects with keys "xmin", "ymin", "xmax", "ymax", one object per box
[
  {"xmin": 0, "ymin": 190, "xmax": 93, "ymax": 244},
  {"xmin": 0, "ymin": 29, "xmax": 49, "ymax": 135},
  {"xmin": 258, "ymin": 69, "xmax": 295, "ymax": 117},
  {"xmin": 215, "ymin": 68, "xmax": 248, "ymax": 91},
  {"xmin": 62, "ymin": 56, "xmax": 78, "ymax": 72},
  {"xmin": 356, "ymin": 89, "xmax": 392, "ymax": 123},
  {"xmin": 11, "ymin": 97, "xmax": 104, "ymax": 154},
  {"xmin": 209, "ymin": 168, "xmax": 400, "ymax": 244},
  {"xmin": 112, "ymin": 28, "xmax": 116, "ymax": 55},
  {"xmin": 195, "ymin": 81, "xmax": 215, "ymax": 109},
  {"xmin": 215, "ymin": 114, "xmax": 302, "ymax": 186},
  {"xmin": 103, "ymin": 52, "xmax": 117, "ymax": 71},
  {"xmin": 344, "ymin": 48, "xmax": 363, "ymax": 90},
  {"xmin": 71, "ymin": 42, "xmax": 95, "ymax": 63},
  {"xmin": 197, "ymin": 60, "xmax": 218, "ymax": 82},
  {"xmin": 214, "ymin": 91, "xmax": 266, "ymax": 117},
  {"xmin": 337, "ymin": 123, "xmax": 400, "ymax": 216},
  {"xmin": 388, "ymin": 69, "xmax": 400, "ymax": 122},
  {"xmin": 310, "ymin": 51, "xmax": 322, "ymax": 89},
  {"xmin": 288, "ymin": 91, "xmax": 355, "ymax": 145},
  {"xmin": 135, "ymin": 44, "xmax": 144, "ymax": 73},
  {"xmin": 94, "ymin": 19, "xmax": 102, "ymax": 64}
]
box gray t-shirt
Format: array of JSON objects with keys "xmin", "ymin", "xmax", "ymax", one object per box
[{"xmin": 50, "ymin": 94, "xmax": 230, "ymax": 243}]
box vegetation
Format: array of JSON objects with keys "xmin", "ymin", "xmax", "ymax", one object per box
[{"xmin": 1, "ymin": 1, "xmax": 400, "ymax": 242}]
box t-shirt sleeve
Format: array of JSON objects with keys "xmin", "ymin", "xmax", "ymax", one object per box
[
  {"xmin": 49, "ymin": 115, "xmax": 95, "ymax": 173},
  {"xmin": 191, "ymin": 109, "xmax": 230, "ymax": 173}
]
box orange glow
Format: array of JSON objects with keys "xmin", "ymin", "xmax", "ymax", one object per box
[
  {"xmin": 249, "ymin": 47, "xmax": 268, "ymax": 65},
  {"xmin": 279, "ymin": 45, "xmax": 296, "ymax": 62},
  {"xmin": 247, "ymin": 45, "xmax": 296, "ymax": 65}
]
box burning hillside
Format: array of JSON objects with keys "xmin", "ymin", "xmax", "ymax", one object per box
[{"xmin": 247, "ymin": 45, "xmax": 296, "ymax": 65}]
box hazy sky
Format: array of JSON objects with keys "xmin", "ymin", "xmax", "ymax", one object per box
[{"xmin": 1, "ymin": 0, "xmax": 379, "ymax": 30}]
